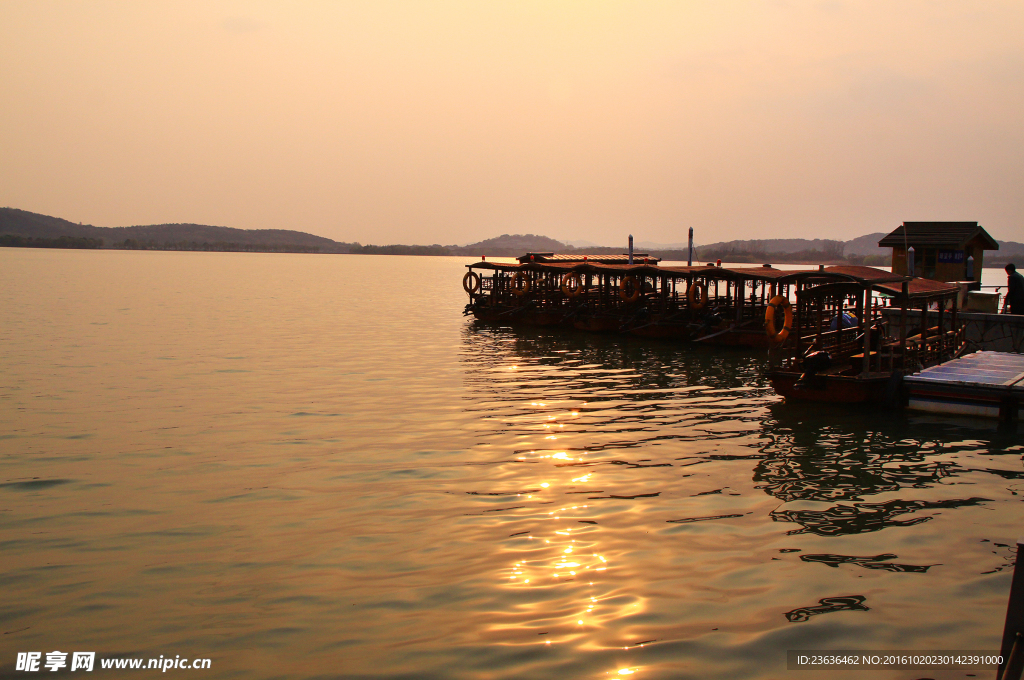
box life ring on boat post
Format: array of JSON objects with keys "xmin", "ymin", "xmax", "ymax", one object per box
[
  {"xmin": 511, "ymin": 271, "xmax": 531, "ymax": 297},
  {"xmin": 687, "ymin": 282, "xmax": 708, "ymax": 310},
  {"xmin": 560, "ymin": 272, "xmax": 583, "ymax": 297},
  {"xmin": 463, "ymin": 271, "xmax": 481, "ymax": 294},
  {"xmin": 765, "ymin": 295, "xmax": 793, "ymax": 344},
  {"xmin": 619, "ymin": 275, "xmax": 641, "ymax": 302}
]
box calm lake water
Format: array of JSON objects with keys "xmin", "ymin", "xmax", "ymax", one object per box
[{"xmin": 1, "ymin": 249, "xmax": 1021, "ymax": 679}]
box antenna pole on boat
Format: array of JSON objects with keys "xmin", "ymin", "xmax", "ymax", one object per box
[
  {"xmin": 688, "ymin": 227, "xmax": 693, "ymax": 267},
  {"xmin": 628, "ymin": 234, "xmax": 634, "ymax": 265},
  {"xmin": 901, "ymin": 222, "xmax": 911, "ymax": 277}
]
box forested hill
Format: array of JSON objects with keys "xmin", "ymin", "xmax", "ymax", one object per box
[
  {"xmin": 0, "ymin": 208, "xmax": 354, "ymax": 252},
  {"xmin": 452, "ymin": 233, "xmax": 566, "ymax": 255},
  {"xmin": 453, "ymin": 232, "xmax": 1024, "ymax": 266},
  {"xmin": 2, "ymin": 207, "xmax": 1021, "ymax": 264}
]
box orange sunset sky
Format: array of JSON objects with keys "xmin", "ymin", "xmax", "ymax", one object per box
[{"xmin": 2, "ymin": 1, "xmax": 1021, "ymax": 245}]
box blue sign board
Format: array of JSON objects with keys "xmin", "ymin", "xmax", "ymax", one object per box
[{"xmin": 938, "ymin": 249, "xmax": 964, "ymax": 264}]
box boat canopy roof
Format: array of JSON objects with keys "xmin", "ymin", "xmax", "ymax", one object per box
[
  {"xmin": 469, "ymin": 260, "xmax": 800, "ymax": 280},
  {"xmin": 516, "ymin": 253, "xmax": 661, "ymax": 264},
  {"xmin": 466, "ymin": 258, "xmax": 958, "ymax": 301},
  {"xmin": 467, "ymin": 260, "xmax": 906, "ymax": 284},
  {"xmin": 876, "ymin": 277, "xmax": 960, "ymax": 300},
  {"xmin": 772, "ymin": 266, "xmax": 958, "ymax": 299},
  {"xmin": 773, "ymin": 265, "xmax": 907, "ymax": 285}
]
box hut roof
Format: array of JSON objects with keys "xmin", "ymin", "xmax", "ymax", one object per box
[{"xmin": 878, "ymin": 222, "xmax": 999, "ymax": 250}]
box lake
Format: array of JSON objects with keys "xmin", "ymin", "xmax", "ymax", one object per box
[{"xmin": 1, "ymin": 248, "xmax": 1021, "ymax": 679}]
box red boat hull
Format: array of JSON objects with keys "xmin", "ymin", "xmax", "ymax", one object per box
[
  {"xmin": 573, "ymin": 316, "xmax": 620, "ymax": 332},
  {"xmin": 628, "ymin": 322, "xmax": 691, "ymax": 340},
  {"xmin": 769, "ymin": 371, "xmax": 891, "ymax": 404},
  {"xmin": 472, "ymin": 303, "xmax": 773, "ymax": 349},
  {"xmin": 471, "ymin": 306, "xmax": 563, "ymax": 326},
  {"xmin": 695, "ymin": 329, "xmax": 771, "ymax": 349}
]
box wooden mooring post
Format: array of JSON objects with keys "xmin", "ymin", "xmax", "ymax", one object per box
[{"xmin": 998, "ymin": 538, "xmax": 1024, "ymax": 679}]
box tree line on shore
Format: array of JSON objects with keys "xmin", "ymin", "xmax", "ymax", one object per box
[
  {"xmin": 115, "ymin": 239, "xmax": 320, "ymax": 253},
  {"xmin": 691, "ymin": 241, "xmax": 889, "ymax": 266},
  {"xmin": 0, "ymin": 233, "xmax": 893, "ymax": 264},
  {"xmin": 0, "ymin": 234, "xmax": 322, "ymax": 253},
  {"xmin": 0, "ymin": 234, "xmax": 104, "ymax": 249},
  {"xmin": 3, "ymin": 210, "xmax": 1018, "ymax": 266},
  {"xmin": 6, "ymin": 206, "xmax": 1019, "ymax": 264},
  {"xmin": 345, "ymin": 243, "xmax": 450, "ymax": 256},
  {"xmin": 443, "ymin": 238, "xmax": 889, "ymax": 265}
]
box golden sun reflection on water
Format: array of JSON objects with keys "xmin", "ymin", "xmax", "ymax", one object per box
[{"xmin": 492, "ymin": 396, "xmax": 653, "ymax": 653}]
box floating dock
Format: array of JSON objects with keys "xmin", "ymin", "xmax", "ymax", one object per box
[{"xmin": 904, "ymin": 351, "xmax": 1024, "ymax": 420}]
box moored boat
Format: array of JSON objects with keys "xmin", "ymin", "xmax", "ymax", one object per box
[
  {"xmin": 763, "ymin": 266, "xmax": 963, "ymax": 404},
  {"xmin": 462, "ymin": 255, "xmax": 810, "ymax": 349}
]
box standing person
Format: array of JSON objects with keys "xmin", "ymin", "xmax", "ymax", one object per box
[{"xmin": 1004, "ymin": 263, "xmax": 1024, "ymax": 315}]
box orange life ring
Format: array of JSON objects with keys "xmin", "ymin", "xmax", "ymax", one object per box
[
  {"xmin": 687, "ymin": 282, "xmax": 708, "ymax": 310},
  {"xmin": 463, "ymin": 271, "xmax": 481, "ymax": 294},
  {"xmin": 765, "ymin": 295, "xmax": 793, "ymax": 344},
  {"xmin": 511, "ymin": 271, "xmax": 531, "ymax": 297},
  {"xmin": 560, "ymin": 272, "xmax": 583, "ymax": 297},
  {"xmin": 619, "ymin": 275, "xmax": 640, "ymax": 302}
]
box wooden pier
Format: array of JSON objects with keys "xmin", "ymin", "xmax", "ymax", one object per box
[{"xmin": 904, "ymin": 351, "xmax": 1024, "ymax": 420}]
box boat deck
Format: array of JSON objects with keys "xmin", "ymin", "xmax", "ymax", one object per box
[{"xmin": 904, "ymin": 351, "xmax": 1024, "ymax": 420}]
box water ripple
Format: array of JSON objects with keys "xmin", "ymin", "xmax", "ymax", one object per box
[{"xmin": 1, "ymin": 252, "xmax": 1021, "ymax": 679}]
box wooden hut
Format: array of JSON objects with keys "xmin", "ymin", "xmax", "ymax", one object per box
[{"xmin": 879, "ymin": 221, "xmax": 998, "ymax": 283}]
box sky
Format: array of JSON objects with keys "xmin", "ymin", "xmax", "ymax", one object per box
[{"xmin": 2, "ymin": 1, "xmax": 1022, "ymax": 246}]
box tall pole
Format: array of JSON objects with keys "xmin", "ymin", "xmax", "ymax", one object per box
[
  {"xmin": 688, "ymin": 227, "xmax": 693, "ymax": 267},
  {"xmin": 999, "ymin": 538, "xmax": 1024, "ymax": 679},
  {"xmin": 628, "ymin": 234, "xmax": 634, "ymax": 265},
  {"xmin": 899, "ymin": 280, "xmax": 908, "ymax": 369}
]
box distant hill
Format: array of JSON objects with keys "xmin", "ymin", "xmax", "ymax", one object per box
[
  {"xmin": 447, "ymin": 233, "xmax": 569, "ymax": 257},
  {"xmin": 452, "ymin": 231, "xmax": 1021, "ymax": 266},
  {"xmin": 0, "ymin": 208, "xmax": 110, "ymax": 240},
  {"xmin": 840, "ymin": 233, "xmax": 888, "ymax": 256},
  {"xmin": 556, "ymin": 233, "xmax": 890, "ymax": 259},
  {"xmin": 635, "ymin": 240, "xmax": 690, "ymax": 250},
  {"xmin": 0, "ymin": 208, "xmax": 355, "ymax": 253},
  {"xmin": 560, "ymin": 238, "xmax": 604, "ymax": 249},
  {"xmin": 649, "ymin": 232, "xmax": 1020, "ymax": 266},
  {"xmin": 991, "ymin": 241, "xmax": 1024, "ymax": 267},
  {"xmin": 2, "ymin": 207, "xmax": 1020, "ymax": 264}
]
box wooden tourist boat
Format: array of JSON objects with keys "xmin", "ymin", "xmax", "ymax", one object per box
[
  {"xmin": 463, "ymin": 256, "xmax": 970, "ymax": 406},
  {"xmin": 763, "ymin": 266, "xmax": 964, "ymax": 404},
  {"xmin": 462, "ymin": 255, "xmax": 811, "ymax": 349}
]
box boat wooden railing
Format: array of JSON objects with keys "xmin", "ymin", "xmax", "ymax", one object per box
[
  {"xmin": 798, "ymin": 325, "xmax": 862, "ymax": 359},
  {"xmin": 904, "ymin": 326, "xmax": 962, "ymax": 368},
  {"xmin": 466, "ymin": 261, "xmax": 914, "ymax": 352},
  {"xmin": 473, "ymin": 264, "xmax": 785, "ymax": 322}
]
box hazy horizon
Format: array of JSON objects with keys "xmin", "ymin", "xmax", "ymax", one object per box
[{"xmin": 2, "ymin": 1, "xmax": 1021, "ymax": 244}]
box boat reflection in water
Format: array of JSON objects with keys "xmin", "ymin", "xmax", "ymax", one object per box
[
  {"xmin": 756, "ymin": 403, "xmax": 994, "ymax": 537},
  {"xmin": 457, "ymin": 320, "xmax": 1022, "ymax": 678}
]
